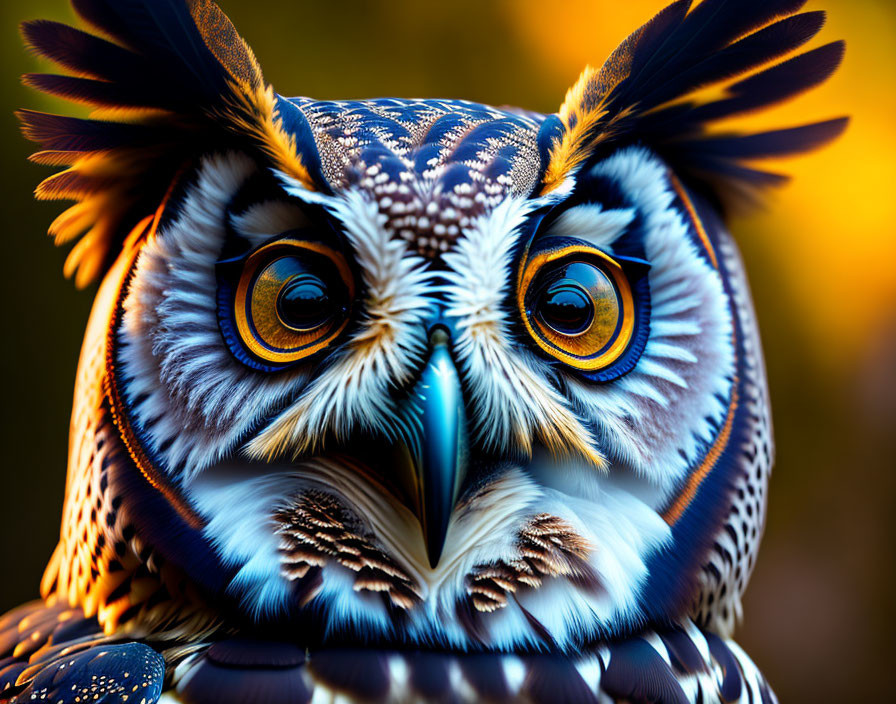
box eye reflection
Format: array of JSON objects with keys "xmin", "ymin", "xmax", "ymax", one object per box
[
  {"xmin": 538, "ymin": 282, "xmax": 593, "ymax": 335},
  {"xmin": 535, "ymin": 261, "xmax": 621, "ymax": 351},
  {"xmin": 276, "ymin": 274, "xmax": 336, "ymax": 331}
]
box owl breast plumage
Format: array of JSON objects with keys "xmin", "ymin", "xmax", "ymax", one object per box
[{"xmin": 1, "ymin": 1, "xmax": 845, "ymax": 702}]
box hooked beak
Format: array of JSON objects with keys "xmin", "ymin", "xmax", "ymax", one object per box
[{"xmin": 396, "ymin": 326, "xmax": 468, "ymax": 568}]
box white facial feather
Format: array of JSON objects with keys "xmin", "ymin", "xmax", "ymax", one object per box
[
  {"xmin": 118, "ymin": 153, "xmax": 308, "ymax": 479},
  {"xmin": 547, "ymin": 203, "xmax": 636, "ymax": 247},
  {"xmin": 560, "ymin": 147, "xmax": 735, "ymax": 493},
  {"xmin": 443, "ymin": 197, "xmax": 603, "ymax": 465},
  {"xmin": 186, "ymin": 453, "xmax": 668, "ymax": 651},
  {"xmin": 245, "ymin": 188, "xmax": 436, "ymax": 458}
]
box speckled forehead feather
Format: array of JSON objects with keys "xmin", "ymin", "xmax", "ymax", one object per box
[{"xmin": 287, "ymin": 98, "xmax": 544, "ymax": 257}]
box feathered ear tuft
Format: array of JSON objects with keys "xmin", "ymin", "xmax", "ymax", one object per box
[
  {"xmin": 540, "ymin": 0, "xmax": 848, "ymax": 212},
  {"xmin": 19, "ymin": 0, "xmax": 319, "ymax": 288}
]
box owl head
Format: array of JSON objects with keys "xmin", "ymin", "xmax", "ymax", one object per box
[{"xmin": 21, "ymin": 0, "xmax": 844, "ymax": 651}]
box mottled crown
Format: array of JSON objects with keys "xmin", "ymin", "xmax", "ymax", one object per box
[{"xmin": 285, "ymin": 98, "xmax": 543, "ymax": 258}]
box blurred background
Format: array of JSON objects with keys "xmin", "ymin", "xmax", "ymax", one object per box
[{"xmin": 0, "ymin": 1, "xmax": 893, "ymax": 701}]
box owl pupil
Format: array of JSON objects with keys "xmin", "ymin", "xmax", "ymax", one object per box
[
  {"xmin": 538, "ymin": 281, "xmax": 594, "ymax": 335},
  {"xmin": 277, "ymin": 275, "xmax": 335, "ymax": 331}
]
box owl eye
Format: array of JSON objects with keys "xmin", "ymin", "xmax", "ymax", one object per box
[
  {"xmin": 534, "ymin": 261, "xmax": 618, "ymax": 338},
  {"xmin": 226, "ymin": 237, "xmax": 355, "ymax": 368},
  {"xmin": 276, "ymin": 272, "xmax": 339, "ymax": 331},
  {"xmin": 519, "ymin": 240, "xmax": 649, "ymax": 379}
]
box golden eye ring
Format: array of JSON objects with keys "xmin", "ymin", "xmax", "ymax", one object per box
[
  {"xmin": 518, "ymin": 243, "xmax": 636, "ymax": 372},
  {"xmin": 233, "ymin": 238, "xmax": 354, "ymax": 365}
]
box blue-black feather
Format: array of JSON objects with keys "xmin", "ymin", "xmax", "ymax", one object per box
[
  {"xmin": 603, "ymin": 639, "xmax": 691, "ymax": 704},
  {"xmin": 21, "ymin": 19, "xmax": 145, "ymax": 81},
  {"xmin": 563, "ymin": 0, "xmax": 845, "ymax": 212},
  {"xmin": 681, "ymin": 117, "xmax": 849, "ymax": 160},
  {"xmin": 688, "ymin": 40, "xmax": 845, "ymax": 123},
  {"xmin": 637, "ymin": 11, "xmax": 828, "ymax": 110}
]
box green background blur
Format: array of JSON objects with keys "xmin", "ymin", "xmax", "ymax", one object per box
[{"xmin": 1, "ymin": 1, "xmax": 893, "ymax": 701}]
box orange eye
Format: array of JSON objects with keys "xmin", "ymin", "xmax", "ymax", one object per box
[
  {"xmin": 233, "ymin": 238, "xmax": 354, "ymax": 365},
  {"xmin": 519, "ymin": 243, "xmax": 637, "ymax": 372}
]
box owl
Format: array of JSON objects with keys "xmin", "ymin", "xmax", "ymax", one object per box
[{"xmin": 0, "ymin": 0, "xmax": 845, "ymax": 702}]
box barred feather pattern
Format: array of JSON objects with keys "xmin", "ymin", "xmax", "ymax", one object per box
[
  {"xmin": 275, "ymin": 491, "xmax": 422, "ymax": 611},
  {"xmin": 690, "ymin": 231, "xmax": 773, "ymax": 636},
  {"xmin": 465, "ymin": 514, "xmax": 600, "ymax": 614},
  {"xmin": 0, "ymin": 598, "xmax": 776, "ymax": 704},
  {"xmin": 0, "ymin": 602, "xmax": 777, "ymax": 704},
  {"xmin": 0, "ymin": 600, "xmax": 778, "ymax": 703},
  {"xmin": 37, "ymin": 236, "xmax": 222, "ymax": 644},
  {"xmin": 163, "ymin": 627, "xmax": 777, "ymax": 703}
]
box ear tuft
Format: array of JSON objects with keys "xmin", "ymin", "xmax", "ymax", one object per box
[
  {"xmin": 540, "ymin": 0, "xmax": 847, "ymax": 213},
  {"xmin": 20, "ymin": 0, "xmax": 319, "ymax": 287}
]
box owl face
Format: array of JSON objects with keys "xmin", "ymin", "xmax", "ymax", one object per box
[
  {"xmin": 22, "ymin": 0, "xmax": 843, "ymax": 654},
  {"xmin": 108, "ymin": 105, "xmax": 736, "ymax": 649}
]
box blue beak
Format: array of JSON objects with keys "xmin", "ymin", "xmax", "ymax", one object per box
[{"xmin": 402, "ymin": 326, "xmax": 468, "ymax": 568}]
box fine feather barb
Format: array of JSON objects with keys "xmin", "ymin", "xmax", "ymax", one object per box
[
  {"xmin": 17, "ymin": 109, "xmax": 163, "ymax": 152},
  {"xmin": 686, "ymin": 40, "xmax": 845, "ymax": 122}
]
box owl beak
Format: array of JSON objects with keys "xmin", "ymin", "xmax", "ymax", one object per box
[{"xmin": 400, "ymin": 326, "xmax": 468, "ymax": 568}]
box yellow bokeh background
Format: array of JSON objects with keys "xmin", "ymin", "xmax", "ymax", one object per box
[{"xmin": 0, "ymin": 2, "xmax": 892, "ymax": 702}]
